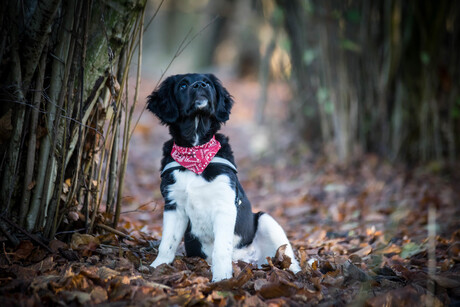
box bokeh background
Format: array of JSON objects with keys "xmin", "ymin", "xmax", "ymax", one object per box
[
  {"xmin": 137, "ymin": 0, "xmax": 460, "ymax": 163},
  {"xmin": 1, "ymin": 1, "xmax": 459, "ymax": 304},
  {"xmin": 124, "ymin": 0, "xmax": 460, "ymax": 238}
]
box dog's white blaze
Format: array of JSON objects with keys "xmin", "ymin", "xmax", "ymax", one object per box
[
  {"xmin": 193, "ymin": 117, "xmax": 200, "ymax": 146},
  {"xmin": 169, "ymin": 170, "xmax": 237, "ymax": 281}
]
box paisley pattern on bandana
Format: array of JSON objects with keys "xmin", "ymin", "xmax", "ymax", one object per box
[{"xmin": 171, "ymin": 136, "xmax": 221, "ymax": 174}]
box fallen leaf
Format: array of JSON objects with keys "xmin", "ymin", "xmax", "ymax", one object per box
[
  {"xmin": 378, "ymin": 243, "xmax": 402, "ymax": 255},
  {"xmin": 70, "ymin": 233, "xmax": 100, "ymax": 250},
  {"xmin": 49, "ymin": 239, "xmax": 68, "ymax": 253},
  {"xmin": 366, "ymin": 285, "xmax": 441, "ymax": 307},
  {"xmin": 208, "ymin": 266, "xmax": 253, "ymax": 291},
  {"xmin": 273, "ymin": 244, "xmax": 292, "ymax": 270},
  {"xmin": 29, "ymin": 256, "xmax": 55, "ymax": 273},
  {"xmin": 98, "ymin": 266, "xmax": 120, "ymax": 282},
  {"xmin": 90, "ymin": 286, "xmax": 108, "ymax": 304},
  {"xmin": 256, "ymin": 280, "xmax": 298, "ymax": 299},
  {"xmin": 14, "ymin": 241, "xmax": 34, "ymax": 260},
  {"xmin": 431, "ymin": 274, "xmax": 460, "ymax": 289},
  {"xmin": 447, "ymin": 241, "xmax": 460, "ymax": 261},
  {"xmin": 68, "ymin": 211, "xmax": 79, "ymax": 221},
  {"xmin": 241, "ymin": 295, "xmax": 267, "ymax": 306},
  {"xmin": 65, "ymin": 178, "xmax": 72, "ymax": 187},
  {"xmin": 60, "ymin": 290, "xmax": 92, "ymax": 305},
  {"xmin": 352, "ymin": 244, "xmax": 372, "ymax": 258},
  {"xmin": 343, "ymin": 260, "xmax": 372, "ymax": 282},
  {"xmin": 400, "ymin": 242, "xmax": 426, "ymax": 259}
]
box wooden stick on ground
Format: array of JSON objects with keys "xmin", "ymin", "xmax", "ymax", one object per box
[{"xmin": 96, "ymin": 223, "xmax": 134, "ymax": 241}]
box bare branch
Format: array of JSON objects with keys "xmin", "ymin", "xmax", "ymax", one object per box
[{"xmin": 129, "ymin": 16, "xmax": 220, "ymax": 140}]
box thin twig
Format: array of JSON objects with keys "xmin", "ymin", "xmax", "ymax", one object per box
[
  {"xmin": 129, "ymin": 15, "xmax": 219, "ymax": 140},
  {"xmin": 143, "ymin": 0, "xmax": 165, "ymax": 33},
  {"xmin": 159, "ymin": 16, "xmax": 220, "ymax": 87},
  {"xmin": 426, "ymin": 205, "xmax": 437, "ymax": 306},
  {"xmin": 121, "ymin": 201, "xmax": 157, "ymax": 214},
  {"xmin": 54, "ymin": 228, "xmax": 86, "ymax": 236},
  {"xmin": 113, "ymin": 9, "xmax": 145, "ymax": 228},
  {"xmin": 114, "ymin": 7, "xmax": 145, "ymax": 225},
  {"xmin": 96, "ymin": 223, "xmax": 134, "ymax": 241},
  {"xmin": 0, "ymin": 98, "xmax": 105, "ymax": 140},
  {"xmin": 3, "ymin": 243, "xmax": 12, "ymax": 265},
  {"xmin": 99, "ymin": 244, "xmax": 132, "ymax": 251},
  {"xmin": 20, "ymin": 44, "xmax": 47, "ymax": 227},
  {"xmin": 129, "ymin": 0, "xmax": 165, "ymax": 54}
]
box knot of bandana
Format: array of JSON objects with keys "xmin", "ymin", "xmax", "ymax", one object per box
[{"xmin": 171, "ymin": 136, "xmax": 221, "ymax": 174}]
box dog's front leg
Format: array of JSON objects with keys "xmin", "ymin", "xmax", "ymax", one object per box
[
  {"xmin": 151, "ymin": 209, "xmax": 188, "ymax": 267},
  {"xmin": 211, "ymin": 207, "xmax": 237, "ymax": 281}
]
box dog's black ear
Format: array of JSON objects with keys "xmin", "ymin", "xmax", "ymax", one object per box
[
  {"xmin": 208, "ymin": 74, "xmax": 234, "ymax": 123},
  {"xmin": 147, "ymin": 76, "xmax": 179, "ymax": 124}
]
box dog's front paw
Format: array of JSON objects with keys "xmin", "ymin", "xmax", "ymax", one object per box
[
  {"xmin": 150, "ymin": 257, "xmax": 171, "ymax": 268},
  {"xmin": 211, "ymin": 263, "xmax": 233, "ymax": 282},
  {"xmin": 290, "ymin": 261, "xmax": 302, "ymax": 274},
  {"xmin": 211, "ymin": 271, "xmax": 233, "ymax": 282}
]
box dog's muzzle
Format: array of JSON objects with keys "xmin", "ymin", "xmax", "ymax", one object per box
[
  {"xmin": 195, "ymin": 98, "xmax": 208, "ymax": 109},
  {"xmin": 190, "ymin": 81, "xmax": 211, "ymax": 110}
]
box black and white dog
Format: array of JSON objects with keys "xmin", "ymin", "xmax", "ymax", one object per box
[{"xmin": 147, "ymin": 73, "xmax": 300, "ymax": 281}]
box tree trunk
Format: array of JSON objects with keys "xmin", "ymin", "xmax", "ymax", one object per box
[
  {"xmin": 276, "ymin": 0, "xmax": 460, "ymax": 163},
  {"xmin": 0, "ymin": 0, "xmax": 146, "ymax": 240}
]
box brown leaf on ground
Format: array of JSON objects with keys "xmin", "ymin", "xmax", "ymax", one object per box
[
  {"xmin": 70, "ymin": 233, "xmax": 100, "ymax": 250},
  {"xmin": 49, "ymin": 239, "xmax": 68, "ymax": 253},
  {"xmin": 366, "ymin": 285, "xmax": 443, "ymax": 307},
  {"xmin": 256, "ymin": 279, "xmax": 298, "ymax": 299},
  {"xmin": 448, "ymin": 241, "xmax": 460, "ymax": 261},
  {"xmin": 273, "ymin": 244, "xmax": 293, "ymax": 270},
  {"xmin": 208, "ymin": 265, "xmax": 254, "ymax": 291},
  {"xmin": 2, "ymin": 78, "xmax": 460, "ymax": 306},
  {"xmin": 13, "ymin": 241, "xmax": 34, "ymax": 260},
  {"xmin": 343, "ymin": 260, "xmax": 372, "ymax": 282},
  {"xmin": 60, "ymin": 290, "xmax": 92, "ymax": 305},
  {"xmin": 431, "ymin": 274, "xmax": 460, "ymax": 289},
  {"xmin": 29, "ymin": 256, "xmax": 55, "ymax": 273},
  {"xmin": 90, "ymin": 286, "xmax": 108, "ymax": 304}
]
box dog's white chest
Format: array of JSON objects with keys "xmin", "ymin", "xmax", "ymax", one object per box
[{"xmin": 167, "ymin": 170, "xmax": 236, "ymax": 247}]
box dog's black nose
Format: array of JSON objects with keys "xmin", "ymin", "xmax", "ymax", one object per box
[{"xmin": 193, "ymin": 81, "xmax": 208, "ymax": 89}]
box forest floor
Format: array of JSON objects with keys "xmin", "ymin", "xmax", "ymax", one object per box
[{"xmin": 1, "ymin": 77, "xmax": 460, "ymax": 306}]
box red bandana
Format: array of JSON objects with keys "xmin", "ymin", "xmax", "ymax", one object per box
[{"xmin": 171, "ymin": 136, "xmax": 221, "ymax": 174}]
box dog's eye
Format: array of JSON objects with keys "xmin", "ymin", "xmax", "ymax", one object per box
[
  {"xmin": 205, "ymin": 82, "xmax": 211, "ymax": 87},
  {"xmin": 180, "ymin": 84, "xmax": 187, "ymax": 90}
]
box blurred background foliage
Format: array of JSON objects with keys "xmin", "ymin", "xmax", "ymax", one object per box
[
  {"xmin": 0, "ymin": 0, "xmax": 458, "ymax": 240},
  {"xmin": 144, "ymin": 0, "xmax": 460, "ymax": 164}
]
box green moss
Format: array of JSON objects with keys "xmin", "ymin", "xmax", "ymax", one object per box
[{"xmin": 83, "ymin": 0, "xmax": 146, "ymax": 102}]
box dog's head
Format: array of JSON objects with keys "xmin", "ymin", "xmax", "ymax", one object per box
[{"xmin": 147, "ymin": 73, "xmax": 234, "ymax": 125}]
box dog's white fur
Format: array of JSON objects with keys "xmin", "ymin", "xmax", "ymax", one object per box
[{"xmin": 151, "ymin": 170, "xmax": 301, "ymax": 281}]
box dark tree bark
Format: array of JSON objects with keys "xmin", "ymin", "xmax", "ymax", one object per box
[{"xmin": 0, "ymin": 0, "xmax": 146, "ymax": 240}]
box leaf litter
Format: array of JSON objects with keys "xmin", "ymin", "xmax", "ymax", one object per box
[{"xmin": 1, "ymin": 79, "xmax": 459, "ymax": 305}]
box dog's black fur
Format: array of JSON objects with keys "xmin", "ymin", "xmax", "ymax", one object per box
[{"xmin": 147, "ymin": 74, "xmax": 232, "ymax": 146}]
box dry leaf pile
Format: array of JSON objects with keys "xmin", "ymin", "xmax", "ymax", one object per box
[
  {"xmin": 1, "ymin": 79, "xmax": 459, "ymax": 305},
  {"xmin": 1, "ymin": 155, "xmax": 459, "ymax": 306}
]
